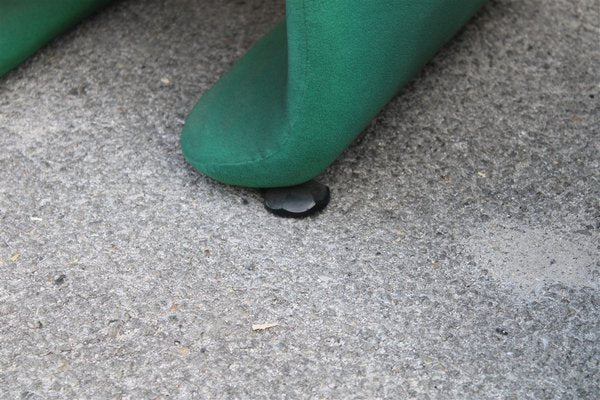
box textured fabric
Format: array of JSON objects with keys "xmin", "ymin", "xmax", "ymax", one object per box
[
  {"xmin": 181, "ymin": 0, "xmax": 489, "ymax": 188},
  {"xmin": 0, "ymin": 0, "xmax": 111, "ymax": 77}
]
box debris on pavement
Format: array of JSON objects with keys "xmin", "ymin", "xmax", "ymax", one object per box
[{"xmin": 252, "ymin": 323, "xmax": 279, "ymax": 331}]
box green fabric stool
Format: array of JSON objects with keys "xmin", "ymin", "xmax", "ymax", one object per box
[
  {"xmin": 181, "ymin": 0, "xmax": 488, "ymax": 188},
  {"xmin": 0, "ymin": 0, "xmax": 111, "ymax": 77},
  {"xmin": 0, "ymin": 1, "xmax": 488, "ymax": 189}
]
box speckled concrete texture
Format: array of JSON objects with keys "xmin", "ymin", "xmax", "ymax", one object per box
[{"xmin": 0, "ymin": 0, "xmax": 599, "ymax": 398}]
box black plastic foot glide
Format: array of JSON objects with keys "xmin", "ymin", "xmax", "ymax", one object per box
[{"xmin": 263, "ymin": 180, "xmax": 330, "ymax": 218}]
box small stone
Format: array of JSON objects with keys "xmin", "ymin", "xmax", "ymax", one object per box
[
  {"xmin": 495, "ymin": 328, "xmax": 509, "ymax": 336},
  {"xmin": 54, "ymin": 274, "xmax": 66, "ymax": 285},
  {"xmin": 264, "ymin": 180, "xmax": 330, "ymax": 218}
]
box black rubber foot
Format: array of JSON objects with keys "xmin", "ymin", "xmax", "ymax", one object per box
[{"xmin": 263, "ymin": 180, "xmax": 330, "ymax": 218}]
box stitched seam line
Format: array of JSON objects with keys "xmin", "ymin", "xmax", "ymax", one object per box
[{"xmin": 187, "ymin": 0, "xmax": 310, "ymax": 169}]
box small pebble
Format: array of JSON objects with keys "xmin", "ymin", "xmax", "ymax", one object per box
[
  {"xmin": 495, "ymin": 328, "xmax": 509, "ymax": 336},
  {"xmin": 54, "ymin": 274, "xmax": 66, "ymax": 285}
]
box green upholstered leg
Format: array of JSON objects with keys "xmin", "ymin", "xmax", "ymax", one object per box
[
  {"xmin": 181, "ymin": 0, "xmax": 488, "ymax": 188},
  {"xmin": 0, "ymin": 0, "xmax": 111, "ymax": 77}
]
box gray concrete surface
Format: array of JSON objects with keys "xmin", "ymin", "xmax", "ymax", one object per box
[{"xmin": 1, "ymin": 0, "xmax": 599, "ymax": 398}]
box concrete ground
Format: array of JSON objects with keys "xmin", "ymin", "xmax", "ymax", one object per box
[{"xmin": 1, "ymin": 0, "xmax": 598, "ymax": 398}]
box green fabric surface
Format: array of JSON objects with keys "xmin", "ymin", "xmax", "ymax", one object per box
[
  {"xmin": 181, "ymin": 0, "xmax": 488, "ymax": 188},
  {"xmin": 0, "ymin": 0, "xmax": 111, "ymax": 77}
]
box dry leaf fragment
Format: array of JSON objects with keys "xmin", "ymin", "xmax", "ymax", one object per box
[
  {"xmin": 10, "ymin": 253, "xmax": 20, "ymax": 262},
  {"xmin": 252, "ymin": 323, "xmax": 279, "ymax": 331},
  {"xmin": 176, "ymin": 346, "xmax": 190, "ymax": 357}
]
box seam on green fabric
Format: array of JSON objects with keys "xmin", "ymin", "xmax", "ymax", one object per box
[
  {"xmin": 186, "ymin": 0, "xmax": 310, "ymax": 170},
  {"xmin": 288, "ymin": 0, "xmax": 309, "ymax": 139}
]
